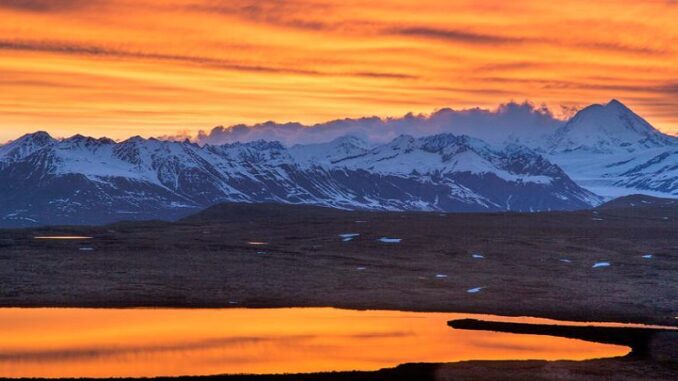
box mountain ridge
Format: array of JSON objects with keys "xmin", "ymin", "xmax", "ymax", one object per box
[
  {"xmin": 1, "ymin": 99, "xmax": 676, "ymax": 227},
  {"xmin": 0, "ymin": 131, "xmax": 599, "ymax": 227}
]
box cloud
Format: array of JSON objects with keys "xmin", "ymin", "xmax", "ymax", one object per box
[
  {"xmin": 0, "ymin": 39, "xmax": 413, "ymax": 79},
  {"xmin": 390, "ymin": 26, "xmax": 523, "ymax": 45},
  {"xmin": 584, "ymin": 41, "xmax": 666, "ymax": 56},
  {"xmin": 0, "ymin": 0, "xmax": 103, "ymax": 12},
  {"xmin": 155, "ymin": 129, "xmax": 194, "ymax": 142},
  {"xmin": 185, "ymin": 0, "xmax": 336, "ymax": 31},
  {"xmin": 195, "ymin": 101, "xmax": 564, "ymax": 146},
  {"xmin": 657, "ymin": 82, "xmax": 678, "ymax": 95},
  {"xmin": 0, "ymin": 39, "xmax": 321, "ymax": 74}
]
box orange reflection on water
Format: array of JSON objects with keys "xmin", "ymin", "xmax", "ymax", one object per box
[{"xmin": 0, "ymin": 308, "xmax": 629, "ymax": 378}]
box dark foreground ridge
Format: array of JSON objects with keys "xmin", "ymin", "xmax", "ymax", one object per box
[
  {"xmin": 597, "ymin": 194, "xmax": 677, "ymax": 210},
  {"xmin": 1, "ymin": 364, "xmax": 439, "ymax": 381},
  {"xmin": 4, "ymin": 359, "xmax": 677, "ymax": 381},
  {"xmin": 449, "ymin": 319, "xmax": 678, "ymax": 359}
]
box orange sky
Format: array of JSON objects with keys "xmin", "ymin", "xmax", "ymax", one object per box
[{"xmin": 0, "ymin": 0, "xmax": 677, "ymax": 142}]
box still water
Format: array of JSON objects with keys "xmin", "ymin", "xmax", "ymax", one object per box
[{"xmin": 0, "ymin": 308, "xmax": 631, "ymax": 378}]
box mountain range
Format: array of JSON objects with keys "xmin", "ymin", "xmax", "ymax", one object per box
[{"xmin": 0, "ymin": 100, "xmax": 675, "ymax": 227}]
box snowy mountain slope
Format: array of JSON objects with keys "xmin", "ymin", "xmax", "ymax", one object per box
[
  {"xmin": 335, "ymin": 134, "xmax": 557, "ymax": 185},
  {"xmin": 544, "ymin": 100, "xmax": 678, "ymax": 197},
  {"xmin": 547, "ymin": 147, "xmax": 678, "ymax": 197},
  {"xmin": 0, "ymin": 132, "xmax": 597, "ymax": 227},
  {"xmin": 288, "ymin": 136, "xmax": 371, "ymax": 167},
  {"xmin": 290, "ymin": 134, "xmax": 599, "ymax": 211},
  {"xmin": 0, "ymin": 131, "xmax": 56, "ymax": 163}
]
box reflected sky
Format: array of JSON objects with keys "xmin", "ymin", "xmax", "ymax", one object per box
[{"xmin": 0, "ymin": 308, "xmax": 631, "ymax": 378}]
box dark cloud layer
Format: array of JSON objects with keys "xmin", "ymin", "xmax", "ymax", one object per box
[
  {"xmin": 390, "ymin": 26, "xmax": 524, "ymax": 45},
  {"xmin": 185, "ymin": 0, "xmax": 337, "ymax": 31},
  {"xmin": 0, "ymin": 39, "xmax": 414, "ymax": 79},
  {"xmin": 0, "ymin": 0, "xmax": 101, "ymax": 12}
]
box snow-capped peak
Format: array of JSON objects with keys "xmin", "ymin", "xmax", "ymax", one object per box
[
  {"xmin": 61, "ymin": 134, "xmax": 116, "ymax": 149},
  {"xmin": 549, "ymin": 99, "xmax": 676, "ymax": 154},
  {"xmin": 19, "ymin": 130, "xmax": 55, "ymax": 144},
  {"xmin": 419, "ymin": 133, "xmax": 492, "ymax": 159},
  {"xmin": 543, "ymin": 100, "xmax": 678, "ymax": 198},
  {"xmin": 0, "ymin": 131, "xmax": 56, "ymax": 161}
]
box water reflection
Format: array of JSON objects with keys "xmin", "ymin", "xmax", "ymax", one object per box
[{"xmin": 0, "ymin": 308, "xmax": 630, "ymax": 378}]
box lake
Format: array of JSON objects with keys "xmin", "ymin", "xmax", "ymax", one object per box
[{"xmin": 0, "ymin": 307, "xmax": 633, "ymax": 378}]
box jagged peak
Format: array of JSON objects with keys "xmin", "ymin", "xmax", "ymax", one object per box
[
  {"xmin": 420, "ymin": 133, "xmax": 472, "ymax": 146},
  {"xmin": 25, "ymin": 130, "xmax": 53, "ymax": 139},
  {"xmin": 606, "ymin": 98, "xmax": 626, "ymax": 109},
  {"xmin": 8, "ymin": 130, "xmax": 56, "ymax": 145},
  {"xmin": 62, "ymin": 134, "xmax": 115, "ymax": 145},
  {"xmin": 388, "ymin": 134, "xmax": 417, "ymax": 146},
  {"xmin": 504, "ymin": 142, "xmax": 538, "ymax": 156},
  {"xmin": 119, "ymin": 135, "xmax": 148, "ymax": 145},
  {"xmin": 0, "ymin": 130, "xmax": 57, "ymax": 160},
  {"xmin": 220, "ymin": 139, "xmax": 286, "ymax": 151},
  {"xmin": 420, "ymin": 133, "xmax": 496, "ymax": 155},
  {"xmin": 328, "ymin": 135, "xmax": 368, "ymax": 146}
]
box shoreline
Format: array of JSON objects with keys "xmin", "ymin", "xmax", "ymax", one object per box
[
  {"xmin": 0, "ymin": 304, "xmax": 676, "ymax": 329},
  {"xmin": 1, "ymin": 301, "xmax": 674, "ymax": 328},
  {"xmin": 1, "ymin": 357, "xmax": 676, "ymax": 381}
]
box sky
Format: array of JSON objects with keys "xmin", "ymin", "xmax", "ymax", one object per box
[{"xmin": 0, "ymin": 0, "xmax": 677, "ymax": 143}]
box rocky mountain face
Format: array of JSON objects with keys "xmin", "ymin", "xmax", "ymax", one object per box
[{"xmin": 0, "ymin": 132, "xmax": 598, "ymax": 227}]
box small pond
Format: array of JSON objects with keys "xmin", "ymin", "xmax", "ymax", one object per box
[{"xmin": 0, "ymin": 307, "xmax": 635, "ymax": 378}]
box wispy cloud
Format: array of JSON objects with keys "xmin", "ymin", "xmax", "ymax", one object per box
[
  {"xmin": 389, "ymin": 26, "xmax": 524, "ymax": 45},
  {"xmin": 184, "ymin": 0, "xmax": 337, "ymax": 30},
  {"xmin": 0, "ymin": 39, "xmax": 414, "ymax": 79},
  {"xmin": 0, "ymin": 39, "xmax": 320, "ymax": 74},
  {"xmin": 0, "ymin": 0, "xmax": 103, "ymax": 12},
  {"xmin": 584, "ymin": 41, "xmax": 667, "ymax": 55}
]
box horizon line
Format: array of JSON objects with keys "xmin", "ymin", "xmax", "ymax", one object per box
[{"xmin": 6, "ymin": 98, "xmax": 675, "ymax": 145}]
